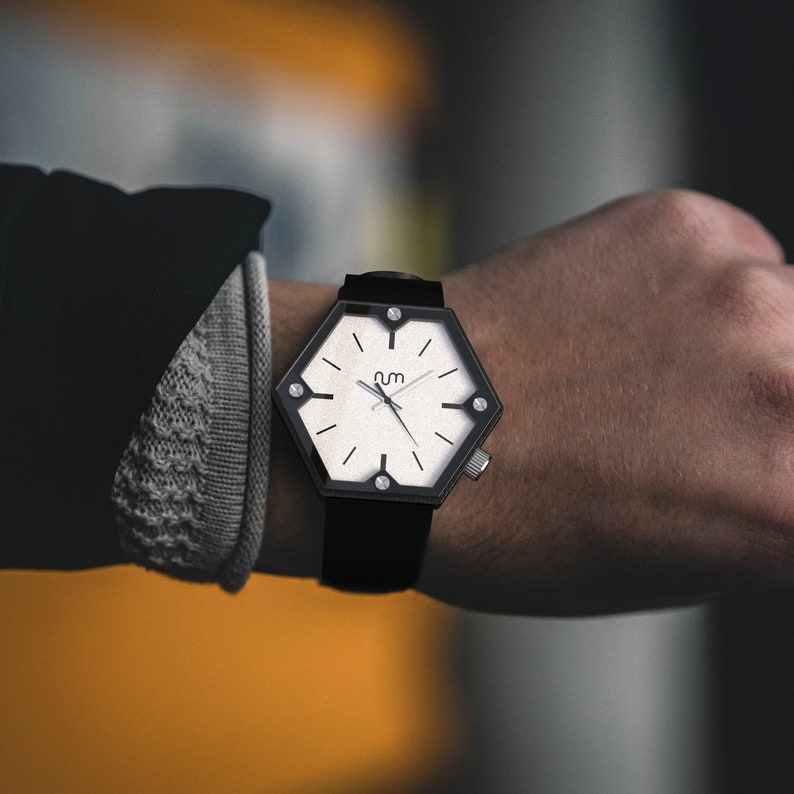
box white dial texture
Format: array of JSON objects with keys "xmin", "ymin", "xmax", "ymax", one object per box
[{"xmin": 296, "ymin": 312, "xmax": 477, "ymax": 488}]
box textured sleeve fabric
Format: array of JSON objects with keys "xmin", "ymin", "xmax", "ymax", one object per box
[
  {"xmin": 112, "ymin": 253, "xmax": 271, "ymax": 592},
  {"xmin": 0, "ymin": 164, "xmax": 270, "ymax": 570}
]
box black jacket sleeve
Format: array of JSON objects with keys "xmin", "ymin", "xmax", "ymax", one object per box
[{"xmin": 0, "ymin": 164, "xmax": 270, "ymax": 569}]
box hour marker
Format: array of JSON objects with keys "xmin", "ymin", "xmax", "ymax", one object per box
[
  {"xmin": 343, "ymin": 446, "xmax": 356, "ymax": 465},
  {"xmin": 412, "ymin": 451, "xmax": 424, "ymax": 471},
  {"xmin": 438, "ymin": 368, "xmax": 458, "ymax": 379},
  {"xmin": 322, "ymin": 357, "xmax": 341, "ymax": 371},
  {"xmin": 388, "ymin": 331, "xmax": 396, "ymax": 350},
  {"xmin": 441, "ymin": 402, "xmax": 462, "ymax": 410},
  {"xmin": 312, "ymin": 393, "xmax": 334, "ymax": 400},
  {"xmin": 316, "ymin": 424, "xmax": 337, "ymax": 435},
  {"xmin": 380, "ymin": 453, "xmax": 387, "ymax": 471},
  {"xmin": 418, "ymin": 339, "xmax": 432, "ymax": 357},
  {"xmin": 435, "ymin": 432, "xmax": 454, "ymax": 445},
  {"xmin": 353, "ymin": 333, "xmax": 364, "ymax": 352}
]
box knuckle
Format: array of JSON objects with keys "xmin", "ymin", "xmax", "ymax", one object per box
[
  {"xmin": 633, "ymin": 189, "xmax": 727, "ymax": 254},
  {"xmin": 710, "ymin": 263, "xmax": 787, "ymax": 330}
]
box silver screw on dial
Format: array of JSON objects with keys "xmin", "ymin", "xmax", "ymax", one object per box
[
  {"xmin": 386, "ymin": 307, "xmax": 402, "ymax": 322},
  {"xmin": 472, "ymin": 397, "xmax": 488, "ymax": 412},
  {"xmin": 288, "ymin": 383, "xmax": 305, "ymax": 398},
  {"xmin": 375, "ymin": 475, "xmax": 391, "ymax": 491}
]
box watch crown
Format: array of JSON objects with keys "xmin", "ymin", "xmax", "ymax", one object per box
[{"xmin": 464, "ymin": 448, "xmax": 491, "ymax": 481}]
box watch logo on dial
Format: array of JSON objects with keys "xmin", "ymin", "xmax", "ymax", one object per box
[{"xmin": 374, "ymin": 371, "xmax": 405, "ymax": 386}]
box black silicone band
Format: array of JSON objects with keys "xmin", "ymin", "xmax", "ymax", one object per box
[
  {"xmin": 322, "ymin": 272, "xmax": 442, "ymax": 592},
  {"xmin": 322, "ymin": 499, "xmax": 432, "ymax": 592},
  {"xmin": 339, "ymin": 272, "xmax": 444, "ymax": 307}
]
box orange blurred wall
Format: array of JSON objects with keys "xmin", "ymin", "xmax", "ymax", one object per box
[{"xmin": 0, "ymin": 569, "xmax": 461, "ymax": 792}]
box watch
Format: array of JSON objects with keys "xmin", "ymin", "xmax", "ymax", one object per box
[{"xmin": 273, "ymin": 271, "xmax": 502, "ymax": 593}]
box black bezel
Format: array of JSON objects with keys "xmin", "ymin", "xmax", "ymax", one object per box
[{"xmin": 273, "ymin": 299, "xmax": 503, "ymax": 507}]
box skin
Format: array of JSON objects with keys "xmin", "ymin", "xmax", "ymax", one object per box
[{"xmin": 258, "ymin": 189, "xmax": 794, "ymax": 616}]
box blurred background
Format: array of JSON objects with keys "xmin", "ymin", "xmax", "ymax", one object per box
[{"xmin": 2, "ymin": 1, "xmax": 794, "ymax": 791}]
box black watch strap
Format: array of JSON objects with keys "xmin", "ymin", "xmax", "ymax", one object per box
[
  {"xmin": 339, "ymin": 271, "xmax": 444, "ymax": 307},
  {"xmin": 321, "ymin": 272, "xmax": 443, "ymax": 592},
  {"xmin": 322, "ymin": 499, "xmax": 433, "ymax": 592}
]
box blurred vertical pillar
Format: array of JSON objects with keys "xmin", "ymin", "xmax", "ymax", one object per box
[{"xmin": 420, "ymin": 1, "xmax": 711, "ymax": 791}]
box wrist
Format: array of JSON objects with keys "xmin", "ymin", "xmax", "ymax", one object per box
[{"xmin": 254, "ymin": 279, "xmax": 335, "ymax": 579}]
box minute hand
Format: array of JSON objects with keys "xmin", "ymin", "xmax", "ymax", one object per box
[{"xmin": 372, "ymin": 370, "xmax": 435, "ymax": 411}]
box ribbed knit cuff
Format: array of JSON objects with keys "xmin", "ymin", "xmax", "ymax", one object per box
[{"xmin": 111, "ymin": 252, "xmax": 271, "ymax": 592}]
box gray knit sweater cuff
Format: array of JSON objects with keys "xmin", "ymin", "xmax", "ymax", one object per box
[{"xmin": 112, "ymin": 252, "xmax": 271, "ymax": 592}]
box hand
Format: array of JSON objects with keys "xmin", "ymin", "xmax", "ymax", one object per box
[{"xmin": 419, "ymin": 190, "xmax": 792, "ymax": 614}]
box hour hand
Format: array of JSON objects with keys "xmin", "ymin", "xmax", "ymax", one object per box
[{"xmin": 356, "ymin": 379, "xmax": 403, "ymax": 409}]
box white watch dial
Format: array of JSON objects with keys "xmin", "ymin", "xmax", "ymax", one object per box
[{"xmin": 297, "ymin": 313, "xmax": 477, "ymax": 488}]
